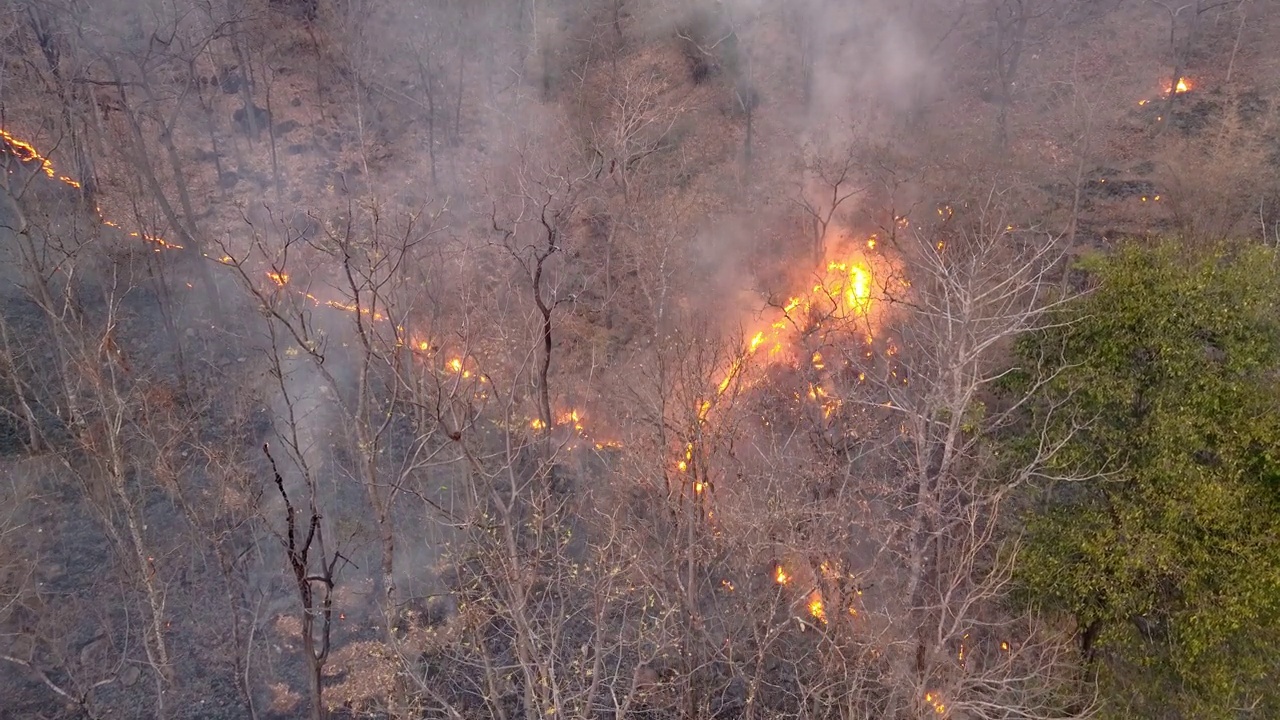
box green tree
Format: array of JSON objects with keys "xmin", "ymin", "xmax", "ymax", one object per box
[{"xmin": 1011, "ymin": 242, "xmax": 1280, "ymax": 718}]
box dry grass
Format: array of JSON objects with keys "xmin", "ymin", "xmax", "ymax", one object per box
[
  {"xmin": 324, "ymin": 639, "xmax": 400, "ymax": 712},
  {"xmin": 268, "ymin": 680, "xmax": 302, "ymax": 714}
]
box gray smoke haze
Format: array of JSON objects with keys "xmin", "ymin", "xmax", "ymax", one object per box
[{"xmin": 8, "ymin": 0, "xmax": 1280, "ymax": 716}]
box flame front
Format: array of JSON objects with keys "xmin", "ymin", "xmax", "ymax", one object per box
[
  {"xmin": 0, "ymin": 132, "xmax": 895, "ymax": 609},
  {"xmin": 704, "ymin": 254, "xmax": 875, "ymax": 410}
]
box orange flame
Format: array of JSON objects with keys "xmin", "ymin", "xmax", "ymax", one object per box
[
  {"xmin": 807, "ymin": 591, "xmax": 827, "ymax": 623},
  {"xmin": 556, "ymin": 409, "xmax": 585, "ymax": 431},
  {"xmin": 676, "ymin": 442, "xmax": 694, "ymax": 473},
  {"xmin": 1153, "ymin": 77, "xmax": 1191, "ymax": 99},
  {"xmin": 774, "ymin": 565, "xmax": 790, "ymax": 585},
  {"xmin": 673, "ymin": 251, "xmax": 878, "ymax": 496},
  {"xmin": 0, "ymin": 129, "xmax": 82, "ymax": 187}
]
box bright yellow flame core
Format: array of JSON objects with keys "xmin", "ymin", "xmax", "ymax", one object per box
[
  {"xmin": 706, "ymin": 256, "xmax": 873, "ymax": 403},
  {"xmin": 826, "ymin": 261, "xmax": 872, "ymax": 317},
  {"xmin": 775, "ymin": 566, "xmax": 790, "ymax": 585},
  {"xmin": 807, "ymin": 591, "xmax": 827, "ymax": 623},
  {"xmin": 677, "ymin": 252, "xmax": 877, "ymax": 508},
  {"xmin": 557, "ymin": 409, "xmax": 585, "ymax": 430}
]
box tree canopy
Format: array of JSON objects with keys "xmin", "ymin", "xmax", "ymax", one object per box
[{"xmin": 1012, "ymin": 242, "xmax": 1280, "ymax": 718}]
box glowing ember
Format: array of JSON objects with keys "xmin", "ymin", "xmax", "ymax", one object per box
[
  {"xmin": 267, "ymin": 272, "xmax": 290, "ymax": 286},
  {"xmin": 447, "ymin": 358, "xmax": 463, "ymax": 373},
  {"xmin": 418, "ymin": 341, "xmax": 430, "ymax": 351}
]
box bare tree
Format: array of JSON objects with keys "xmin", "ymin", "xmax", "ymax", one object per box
[
  {"xmin": 489, "ymin": 141, "xmax": 596, "ymax": 439},
  {"xmin": 863, "ymin": 191, "xmax": 1091, "ymax": 719},
  {"xmin": 263, "ymin": 437, "xmax": 343, "ymax": 720},
  {"xmin": 792, "ymin": 131, "xmax": 864, "ymax": 263}
]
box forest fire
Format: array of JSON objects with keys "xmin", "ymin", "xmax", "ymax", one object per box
[
  {"xmin": 9, "ymin": 0, "xmax": 1268, "ymax": 714},
  {"xmin": 0, "ymin": 129, "xmax": 82, "ymax": 187},
  {"xmin": 807, "ymin": 591, "xmax": 827, "ymax": 623},
  {"xmin": 677, "ymin": 248, "xmax": 879, "ymax": 484},
  {"xmin": 1140, "ymin": 77, "xmax": 1193, "ymax": 105},
  {"xmin": 705, "ymin": 253, "xmax": 875, "ymax": 408},
  {"xmin": 556, "ymin": 409, "xmax": 585, "ymax": 431},
  {"xmin": 2, "ymin": 129, "xmax": 884, "ymax": 609},
  {"xmin": 0, "ymin": 128, "xmax": 636, "ymax": 456}
]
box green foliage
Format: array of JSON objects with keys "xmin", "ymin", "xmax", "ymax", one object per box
[{"xmin": 1012, "ymin": 242, "xmax": 1280, "ymax": 718}]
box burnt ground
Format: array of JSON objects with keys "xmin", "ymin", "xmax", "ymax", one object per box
[{"xmin": 0, "ymin": 176, "xmax": 402, "ymax": 719}]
